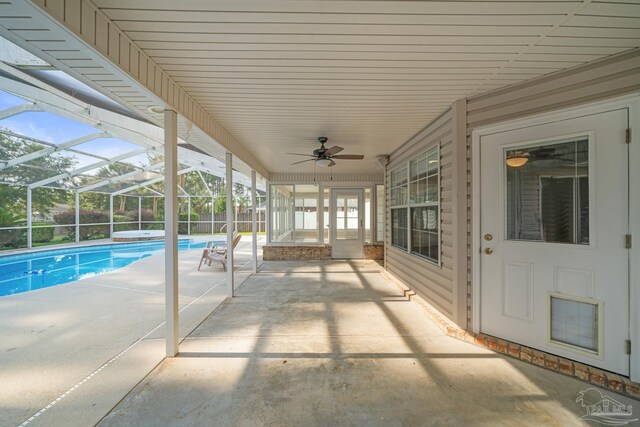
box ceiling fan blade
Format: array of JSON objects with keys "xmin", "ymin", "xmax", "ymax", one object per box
[
  {"xmin": 291, "ymin": 159, "xmax": 316, "ymax": 165},
  {"xmin": 328, "ymin": 160, "xmax": 336, "ymax": 167},
  {"xmin": 286, "ymin": 153, "xmax": 314, "ymax": 157},
  {"xmin": 330, "ymin": 154, "xmax": 365, "ymax": 160},
  {"xmin": 325, "ymin": 146, "xmax": 344, "ymax": 156}
]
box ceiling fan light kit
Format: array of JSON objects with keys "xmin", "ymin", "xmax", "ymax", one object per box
[
  {"xmin": 315, "ymin": 158, "xmax": 333, "ymax": 167},
  {"xmin": 506, "ymin": 151, "xmax": 529, "ymax": 168}
]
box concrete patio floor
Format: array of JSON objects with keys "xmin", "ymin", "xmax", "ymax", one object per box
[
  {"xmin": 98, "ymin": 260, "xmax": 639, "ymax": 427},
  {"xmin": 0, "ymin": 235, "xmax": 263, "ymax": 427}
]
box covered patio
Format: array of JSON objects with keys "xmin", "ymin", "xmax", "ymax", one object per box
[{"xmin": 97, "ymin": 260, "xmax": 638, "ymax": 426}]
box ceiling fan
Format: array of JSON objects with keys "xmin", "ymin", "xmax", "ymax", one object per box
[
  {"xmin": 288, "ymin": 137, "xmax": 365, "ymax": 167},
  {"xmin": 506, "ymin": 146, "xmax": 588, "ymax": 168}
]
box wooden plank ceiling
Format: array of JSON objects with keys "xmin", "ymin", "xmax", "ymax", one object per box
[{"xmin": 5, "ymin": 1, "xmax": 640, "ymax": 174}]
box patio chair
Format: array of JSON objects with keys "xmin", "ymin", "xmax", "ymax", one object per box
[{"xmin": 198, "ymin": 231, "xmax": 242, "ymax": 271}]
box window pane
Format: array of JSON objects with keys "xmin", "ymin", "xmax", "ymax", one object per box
[
  {"xmin": 391, "ymin": 208, "xmax": 407, "ymax": 249},
  {"xmin": 390, "ymin": 166, "xmax": 407, "ymax": 206},
  {"xmin": 270, "ymin": 185, "xmax": 293, "ymax": 242},
  {"xmin": 323, "ymin": 188, "xmax": 330, "ymax": 243},
  {"xmin": 294, "ymin": 184, "xmax": 319, "ymax": 243},
  {"xmin": 365, "ymin": 188, "xmax": 371, "ymax": 243},
  {"xmin": 411, "ymin": 206, "xmax": 439, "ymax": 262},
  {"xmin": 506, "ymin": 139, "xmax": 589, "ymax": 244},
  {"xmin": 336, "ymin": 194, "xmax": 360, "ymax": 240}
]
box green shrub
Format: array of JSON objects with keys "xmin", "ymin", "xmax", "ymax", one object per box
[
  {"xmin": 31, "ymin": 223, "xmax": 54, "ymax": 243},
  {"xmin": 178, "ymin": 211, "xmax": 200, "ymax": 234},
  {"xmin": 53, "ymin": 210, "xmax": 110, "ymax": 241}
]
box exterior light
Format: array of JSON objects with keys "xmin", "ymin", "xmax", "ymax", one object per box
[
  {"xmin": 146, "ymin": 106, "xmax": 165, "ymax": 115},
  {"xmin": 506, "ymin": 152, "xmax": 529, "ymax": 168},
  {"xmin": 315, "ymin": 158, "xmax": 332, "ymax": 167}
]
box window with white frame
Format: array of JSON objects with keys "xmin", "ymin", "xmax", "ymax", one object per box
[
  {"xmin": 390, "ymin": 145, "xmax": 440, "ymax": 264},
  {"xmin": 269, "ymin": 184, "xmax": 319, "ymax": 243},
  {"xmin": 390, "ymin": 166, "xmax": 408, "ymax": 250}
]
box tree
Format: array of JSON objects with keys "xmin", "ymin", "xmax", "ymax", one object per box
[
  {"xmin": 78, "ymin": 161, "xmax": 138, "ymax": 212},
  {"xmin": 0, "ymin": 131, "xmax": 77, "ymax": 216}
]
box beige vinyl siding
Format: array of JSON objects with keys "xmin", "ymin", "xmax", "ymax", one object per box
[
  {"xmin": 386, "ymin": 108, "xmax": 455, "ymax": 320},
  {"xmin": 465, "ymin": 48, "xmax": 640, "ymax": 328}
]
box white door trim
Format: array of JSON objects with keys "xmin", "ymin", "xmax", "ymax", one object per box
[
  {"xmin": 630, "ymin": 97, "xmax": 640, "ymax": 383},
  {"xmin": 471, "ymin": 94, "xmax": 640, "ymax": 382},
  {"xmin": 330, "ymin": 188, "xmax": 364, "ymax": 259}
]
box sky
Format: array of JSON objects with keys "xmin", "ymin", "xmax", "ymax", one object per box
[{"xmin": 0, "ymin": 90, "xmax": 152, "ymax": 170}]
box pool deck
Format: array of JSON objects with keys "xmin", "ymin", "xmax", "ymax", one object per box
[
  {"xmin": 0, "ymin": 235, "xmax": 263, "ymax": 427},
  {"xmin": 3, "ymin": 244, "xmax": 638, "ymax": 426},
  {"xmin": 99, "ymin": 260, "xmax": 639, "ymax": 426}
]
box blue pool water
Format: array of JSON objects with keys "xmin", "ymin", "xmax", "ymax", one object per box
[{"xmin": 0, "ymin": 240, "xmax": 218, "ymax": 297}]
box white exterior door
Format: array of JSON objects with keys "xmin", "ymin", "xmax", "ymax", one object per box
[
  {"xmin": 479, "ymin": 109, "xmax": 629, "ymax": 375},
  {"xmin": 331, "ymin": 189, "xmax": 364, "ymax": 259}
]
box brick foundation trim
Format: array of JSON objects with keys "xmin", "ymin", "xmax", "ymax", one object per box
[
  {"xmin": 380, "ymin": 270, "xmax": 640, "ymax": 400},
  {"xmin": 364, "ymin": 244, "xmax": 384, "ymax": 260},
  {"xmin": 263, "ymin": 244, "xmax": 331, "ymax": 260},
  {"xmin": 263, "ymin": 244, "xmax": 385, "ymax": 261}
]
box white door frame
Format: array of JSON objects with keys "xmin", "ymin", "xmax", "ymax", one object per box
[
  {"xmin": 330, "ymin": 188, "xmax": 364, "ymax": 258},
  {"xmin": 471, "ymin": 93, "xmax": 640, "ymax": 382}
]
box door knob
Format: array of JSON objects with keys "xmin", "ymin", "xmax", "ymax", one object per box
[{"xmin": 484, "ymin": 248, "xmax": 493, "ymax": 255}]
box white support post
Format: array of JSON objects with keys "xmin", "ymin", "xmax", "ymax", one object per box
[
  {"xmin": 187, "ymin": 196, "xmax": 191, "ymax": 236},
  {"xmin": 251, "ymin": 170, "xmax": 258, "ymax": 273},
  {"xmin": 164, "ymin": 109, "xmax": 179, "ymax": 357},
  {"xmin": 266, "ymin": 181, "xmax": 271, "ymax": 243},
  {"xmin": 211, "ymin": 196, "xmax": 216, "ymax": 234},
  {"xmin": 75, "ymin": 191, "xmax": 80, "ymax": 243},
  {"xmin": 138, "ymin": 196, "xmax": 142, "ymax": 230},
  {"xmin": 26, "ymin": 188, "xmax": 32, "ymax": 249},
  {"xmin": 225, "ymin": 152, "xmax": 234, "ymax": 297},
  {"xmin": 109, "ymin": 195, "xmax": 114, "ymax": 237}
]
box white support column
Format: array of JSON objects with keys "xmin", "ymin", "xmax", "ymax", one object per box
[
  {"xmin": 164, "ymin": 109, "xmax": 179, "ymax": 357},
  {"xmin": 26, "ymin": 188, "xmax": 32, "ymax": 249},
  {"xmin": 75, "ymin": 191, "xmax": 80, "ymax": 243},
  {"xmin": 225, "ymin": 152, "xmax": 234, "ymax": 297},
  {"xmin": 138, "ymin": 197, "xmax": 142, "ymax": 230},
  {"xmin": 211, "ymin": 196, "xmax": 216, "ymax": 234},
  {"xmin": 109, "ymin": 195, "xmax": 114, "ymax": 237},
  {"xmin": 251, "ymin": 170, "xmax": 257, "ymax": 273},
  {"xmin": 266, "ymin": 181, "xmax": 271, "ymax": 243},
  {"xmin": 187, "ymin": 196, "xmax": 191, "ymax": 236}
]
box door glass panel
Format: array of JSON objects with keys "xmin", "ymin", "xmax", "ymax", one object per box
[
  {"xmin": 336, "ymin": 195, "xmax": 359, "ymax": 240},
  {"xmin": 505, "ymin": 138, "xmax": 589, "ymax": 244}
]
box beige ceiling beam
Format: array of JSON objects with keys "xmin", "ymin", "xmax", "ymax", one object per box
[{"xmin": 17, "ymin": 0, "xmax": 268, "ymax": 179}]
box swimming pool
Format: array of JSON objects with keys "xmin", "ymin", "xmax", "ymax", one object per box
[{"xmin": 0, "ymin": 240, "xmax": 219, "ymax": 297}]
